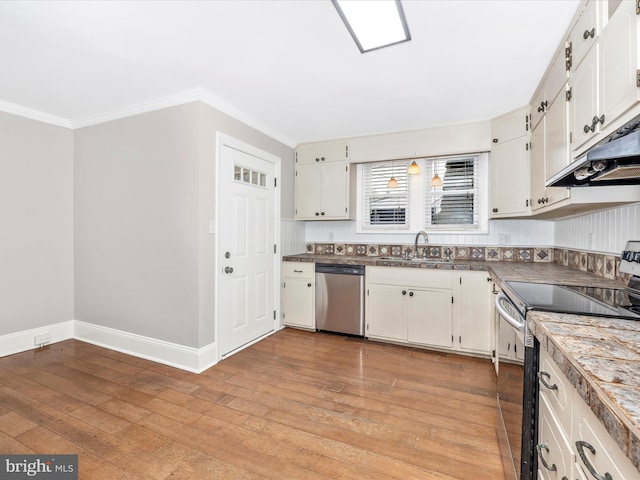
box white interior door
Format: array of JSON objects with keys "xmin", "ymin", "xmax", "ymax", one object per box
[{"xmin": 218, "ymin": 135, "xmax": 278, "ymax": 357}]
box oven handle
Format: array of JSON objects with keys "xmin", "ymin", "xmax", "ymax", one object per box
[{"xmin": 495, "ymin": 292, "xmax": 526, "ymax": 334}]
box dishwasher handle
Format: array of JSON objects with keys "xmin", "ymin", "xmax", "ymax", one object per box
[{"xmin": 495, "ymin": 292, "xmax": 526, "ymax": 334}]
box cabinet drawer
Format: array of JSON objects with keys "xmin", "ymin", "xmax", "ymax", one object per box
[
  {"xmin": 538, "ymin": 348, "xmax": 573, "ymax": 434},
  {"xmin": 283, "ymin": 262, "xmax": 315, "ymax": 278},
  {"xmin": 573, "ymin": 395, "xmax": 638, "ymax": 480},
  {"xmin": 537, "ymin": 394, "xmax": 574, "ymax": 480},
  {"xmin": 366, "ymin": 266, "xmax": 453, "ymax": 289}
]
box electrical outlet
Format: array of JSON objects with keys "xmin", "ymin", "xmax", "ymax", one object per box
[{"xmin": 34, "ymin": 333, "xmax": 51, "ymax": 346}]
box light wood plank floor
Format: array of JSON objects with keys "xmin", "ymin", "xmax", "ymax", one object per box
[{"xmin": 0, "ymin": 328, "xmax": 504, "ymax": 479}]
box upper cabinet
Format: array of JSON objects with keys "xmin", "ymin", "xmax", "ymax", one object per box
[
  {"xmin": 294, "ymin": 141, "xmax": 355, "ymax": 220},
  {"xmin": 570, "ymin": 0, "xmax": 640, "ymax": 151},
  {"xmin": 490, "ymin": 106, "xmax": 532, "ymax": 218}
]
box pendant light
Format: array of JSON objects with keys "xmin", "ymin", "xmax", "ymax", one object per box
[
  {"xmin": 387, "ymin": 161, "xmax": 398, "ymax": 189},
  {"xmin": 431, "ymin": 173, "xmax": 443, "ymax": 187},
  {"xmin": 407, "ymin": 160, "xmax": 420, "ymax": 175}
]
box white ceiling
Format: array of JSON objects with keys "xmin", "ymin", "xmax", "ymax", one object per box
[{"xmin": 0, "ymin": 0, "xmax": 581, "ymax": 147}]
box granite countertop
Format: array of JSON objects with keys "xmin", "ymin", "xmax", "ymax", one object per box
[
  {"xmin": 528, "ymin": 312, "xmax": 640, "ymax": 472},
  {"xmin": 285, "ymin": 252, "xmax": 638, "ymax": 470}
]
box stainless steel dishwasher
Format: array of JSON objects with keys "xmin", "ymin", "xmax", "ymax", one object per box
[{"xmin": 315, "ymin": 264, "xmax": 365, "ymax": 336}]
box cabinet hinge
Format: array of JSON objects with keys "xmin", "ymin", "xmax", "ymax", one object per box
[
  {"xmin": 569, "ymin": 132, "xmax": 573, "ymax": 144},
  {"xmin": 273, "ymin": 310, "xmax": 276, "ymax": 320},
  {"xmin": 274, "ymin": 177, "xmax": 277, "ymax": 187},
  {"xmin": 345, "ymin": 145, "xmax": 349, "ymax": 158},
  {"xmin": 525, "ymin": 114, "xmax": 529, "ymax": 132},
  {"xmin": 637, "ymin": 0, "xmax": 640, "ymax": 14},
  {"xmin": 492, "ymin": 349, "xmax": 496, "ymax": 359},
  {"xmin": 274, "ymin": 244, "xmax": 277, "ymax": 254},
  {"xmin": 566, "ymin": 87, "xmax": 572, "ymax": 102},
  {"xmin": 526, "ymin": 143, "xmax": 529, "ymax": 151},
  {"xmin": 451, "ymin": 296, "xmax": 454, "ymax": 304},
  {"xmin": 459, "ymin": 336, "xmax": 462, "ymax": 344},
  {"xmin": 367, "ymin": 289, "xmax": 369, "ymax": 296},
  {"xmin": 295, "ymin": 151, "xmax": 298, "ymax": 163},
  {"xmin": 459, "ymin": 277, "xmax": 462, "ymax": 285},
  {"xmin": 637, "ymin": 69, "xmax": 640, "ymax": 87},
  {"xmin": 565, "ymin": 42, "xmax": 572, "ymax": 71},
  {"xmin": 345, "ymin": 166, "xmax": 348, "ymax": 172}
]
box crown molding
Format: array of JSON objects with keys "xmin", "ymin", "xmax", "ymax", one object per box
[
  {"xmin": 0, "ymin": 99, "xmax": 74, "ymax": 129},
  {"xmin": 0, "ymin": 87, "xmax": 297, "ymax": 148}
]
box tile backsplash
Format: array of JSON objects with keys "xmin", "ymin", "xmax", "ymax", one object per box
[{"xmin": 305, "ymin": 242, "xmax": 628, "ymax": 282}]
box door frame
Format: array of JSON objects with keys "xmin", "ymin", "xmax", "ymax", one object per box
[{"xmin": 214, "ymin": 132, "xmax": 282, "ymax": 360}]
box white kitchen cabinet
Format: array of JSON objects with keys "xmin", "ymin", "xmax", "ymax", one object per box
[
  {"xmin": 568, "ymin": 0, "xmax": 603, "ymax": 72},
  {"xmin": 538, "ymin": 348, "xmax": 639, "ymax": 480},
  {"xmin": 530, "ymin": 89, "xmax": 571, "ymax": 213},
  {"xmin": 366, "ymin": 267, "xmax": 491, "ymax": 356},
  {"xmin": 366, "ymin": 267, "xmax": 453, "ymax": 348},
  {"xmin": 571, "ymin": 0, "xmax": 640, "ymax": 152},
  {"xmin": 295, "ymin": 160, "xmax": 353, "ymax": 220},
  {"xmin": 490, "ymin": 107, "xmax": 532, "ymax": 218},
  {"xmin": 282, "ymin": 262, "xmax": 315, "ymax": 329},
  {"xmin": 295, "ymin": 141, "xmax": 355, "ymax": 220},
  {"xmin": 573, "ymin": 393, "xmax": 639, "ymax": 480},
  {"xmin": 452, "ymin": 271, "xmax": 492, "ymax": 355},
  {"xmin": 537, "ymin": 394, "xmax": 575, "ymax": 480}
]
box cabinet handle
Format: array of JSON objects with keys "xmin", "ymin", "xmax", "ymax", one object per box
[
  {"xmin": 409, "ymin": 291, "xmax": 414, "ymax": 297},
  {"xmin": 584, "ymin": 124, "xmax": 595, "ymax": 133},
  {"xmin": 402, "ymin": 290, "xmax": 407, "ymax": 295},
  {"xmin": 315, "ymin": 157, "xmax": 320, "ymax": 162},
  {"xmin": 315, "ymin": 212, "xmax": 320, "ymax": 216},
  {"xmin": 492, "ymin": 208, "xmax": 499, "ymax": 213},
  {"xmin": 536, "ymin": 444, "xmax": 557, "ymax": 472},
  {"xmin": 321, "ymin": 156, "xmax": 325, "ymax": 161},
  {"xmin": 583, "ymin": 27, "xmax": 595, "ymax": 39},
  {"xmin": 293, "ymin": 269, "xmax": 303, "ymax": 273},
  {"xmin": 492, "ymin": 138, "xmax": 499, "ymax": 143},
  {"xmin": 321, "ymin": 211, "xmax": 325, "ymax": 216},
  {"xmin": 537, "ymin": 371, "xmax": 558, "ymax": 390},
  {"xmin": 307, "ymin": 283, "xmax": 312, "ymax": 287},
  {"xmin": 576, "ymin": 441, "xmax": 612, "ymax": 480}
]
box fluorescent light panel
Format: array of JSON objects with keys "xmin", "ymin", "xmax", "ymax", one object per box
[{"xmin": 333, "ymin": 0, "xmax": 411, "ymax": 53}]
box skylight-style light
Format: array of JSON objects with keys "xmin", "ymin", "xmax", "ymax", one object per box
[{"xmin": 332, "ymin": 0, "xmax": 411, "ymax": 53}]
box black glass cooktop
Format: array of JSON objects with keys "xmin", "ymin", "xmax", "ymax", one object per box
[{"xmin": 504, "ymin": 281, "xmax": 640, "ymax": 320}]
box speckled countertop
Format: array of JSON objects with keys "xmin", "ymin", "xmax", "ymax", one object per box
[
  {"xmin": 529, "ymin": 312, "xmax": 640, "ymax": 472},
  {"xmin": 284, "ymin": 253, "xmax": 638, "ymax": 471}
]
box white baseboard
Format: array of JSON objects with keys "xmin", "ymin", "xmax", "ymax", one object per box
[
  {"xmin": 74, "ymin": 321, "xmax": 218, "ymax": 373},
  {"xmin": 0, "ymin": 321, "xmax": 74, "ymax": 357},
  {"xmin": 0, "ymin": 320, "xmax": 218, "ymax": 374}
]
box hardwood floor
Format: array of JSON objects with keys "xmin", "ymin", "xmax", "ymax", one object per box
[{"xmin": 0, "ymin": 329, "xmax": 504, "ymax": 479}]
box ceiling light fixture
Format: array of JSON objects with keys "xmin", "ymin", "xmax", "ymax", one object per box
[
  {"xmin": 431, "ymin": 174, "xmax": 443, "ymax": 187},
  {"xmin": 387, "ymin": 161, "xmax": 398, "ymax": 189},
  {"xmin": 407, "ymin": 160, "xmax": 420, "ymax": 175},
  {"xmin": 332, "ymin": 0, "xmax": 411, "ymax": 53}
]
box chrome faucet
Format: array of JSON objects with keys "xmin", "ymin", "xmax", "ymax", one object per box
[{"xmin": 414, "ymin": 230, "xmax": 429, "ymax": 258}]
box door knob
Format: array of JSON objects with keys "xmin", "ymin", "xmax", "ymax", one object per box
[{"xmin": 225, "ymin": 266, "xmax": 234, "ymax": 274}]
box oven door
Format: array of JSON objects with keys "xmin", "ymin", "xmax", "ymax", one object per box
[{"xmin": 495, "ymin": 292, "xmax": 538, "ymax": 480}]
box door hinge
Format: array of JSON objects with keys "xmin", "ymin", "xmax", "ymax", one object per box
[{"xmin": 566, "ymin": 87, "xmax": 572, "ymax": 102}]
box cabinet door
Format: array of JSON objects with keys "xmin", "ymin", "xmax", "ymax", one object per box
[
  {"xmin": 599, "ymin": 0, "xmax": 639, "ymax": 127},
  {"xmin": 530, "ymin": 121, "xmax": 547, "ymax": 212},
  {"xmin": 492, "ymin": 106, "xmax": 530, "ymax": 144},
  {"xmin": 320, "ymin": 161, "xmax": 349, "ymax": 219},
  {"xmin": 545, "ymin": 89, "xmax": 570, "ymax": 181},
  {"xmin": 407, "ymin": 288, "xmax": 452, "ymax": 349},
  {"xmin": 571, "ymin": 44, "xmax": 599, "ymax": 150},
  {"xmin": 282, "ymin": 277, "xmax": 314, "ymax": 328},
  {"xmin": 366, "ymin": 283, "xmax": 407, "ymax": 342},
  {"xmin": 295, "ymin": 163, "xmax": 322, "ymax": 219},
  {"xmin": 537, "ymin": 395, "xmax": 574, "ymax": 480},
  {"xmin": 454, "ymin": 272, "xmax": 491, "ymax": 354},
  {"xmin": 296, "ymin": 142, "xmax": 347, "ymax": 164},
  {"xmin": 490, "ymin": 136, "xmax": 531, "ymax": 217},
  {"xmin": 569, "ymin": 0, "xmax": 600, "ymax": 71}
]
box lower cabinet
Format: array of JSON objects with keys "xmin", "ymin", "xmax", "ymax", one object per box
[
  {"xmin": 537, "ymin": 348, "xmax": 639, "ymax": 480},
  {"xmin": 366, "ymin": 267, "xmax": 492, "ymax": 356},
  {"xmin": 282, "ymin": 262, "xmax": 315, "ymax": 329}
]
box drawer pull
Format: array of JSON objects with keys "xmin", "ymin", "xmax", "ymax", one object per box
[
  {"xmin": 538, "ymin": 371, "xmax": 558, "ymax": 391},
  {"xmin": 576, "ymin": 441, "xmax": 613, "ymax": 480},
  {"xmin": 536, "ymin": 444, "xmax": 557, "ymax": 472},
  {"xmin": 293, "ymin": 270, "xmax": 303, "ymax": 273}
]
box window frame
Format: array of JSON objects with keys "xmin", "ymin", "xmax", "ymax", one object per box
[{"xmin": 356, "ymin": 153, "xmax": 488, "ymax": 234}]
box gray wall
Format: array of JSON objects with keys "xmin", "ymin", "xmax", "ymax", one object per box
[
  {"xmin": 74, "ymin": 101, "xmax": 294, "ymax": 348},
  {"xmin": 0, "ymin": 111, "xmax": 74, "ymax": 335}
]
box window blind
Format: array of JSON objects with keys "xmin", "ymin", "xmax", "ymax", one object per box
[
  {"xmin": 362, "ymin": 161, "xmax": 409, "ymax": 228},
  {"xmin": 425, "ymin": 156, "xmax": 479, "ymax": 227}
]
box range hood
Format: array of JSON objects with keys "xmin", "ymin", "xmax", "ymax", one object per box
[{"xmin": 547, "ymin": 114, "xmax": 640, "ymax": 187}]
